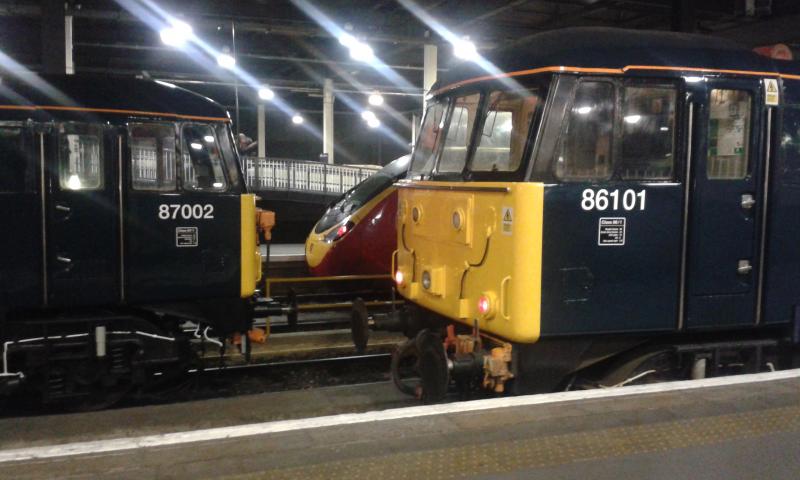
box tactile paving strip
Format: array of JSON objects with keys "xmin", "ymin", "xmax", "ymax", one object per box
[{"xmin": 232, "ymin": 404, "xmax": 800, "ymax": 480}]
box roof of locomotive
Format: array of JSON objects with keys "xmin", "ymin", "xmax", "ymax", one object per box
[
  {"xmin": 436, "ymin": 27, "xmax": 800, "ymax": 93},
  {"xmin": 0, "ymin": 73, "xmax": 230, "ymax": 122}
]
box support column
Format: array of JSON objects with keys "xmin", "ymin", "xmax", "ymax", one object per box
[
  {"xmin": 257, "ymin": 104, "xmax": 266, "ymax": 158},
  {"xmin": 41, "ymin": 0, "xmax": 66, "ymax": 74},
  {"xmin": 423, "ymin": 44, "xmax": 438, "ymax": 112},
  {"xmin": 322, "ymin": 78, "xmax": 335, "ymax": 164},
  {"xmin": 411, "ymin": 113, "xmax": 419, "ymax": 146},
  {"xmin": 65, "ymin": 14, "xmax": 74, "ymax": 74}
]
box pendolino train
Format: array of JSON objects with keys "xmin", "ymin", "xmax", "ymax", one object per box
[
  {"xmin": 306, "ymin": 155, "xmax": 409, "ymax": 276},
  {"xmin": 391, "ymin": 28, "xmax": 800, "ymax": 402},
  {"xmin": 0, "ymin": 74, "xmax": 265, "ymax": 407}
]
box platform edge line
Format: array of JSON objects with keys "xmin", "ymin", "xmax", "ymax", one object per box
[{"xmin": 2, "ymin": 368, "xmax": 799, "ymax": 463}]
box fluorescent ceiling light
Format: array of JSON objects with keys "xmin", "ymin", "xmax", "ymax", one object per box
[
  {"xmin": 258, "ymin": 87, "xmax": 275, "ymax": 101},
  {"xmin": 217, "ymin": 53, "xmax": 236, "ymax": 69},
  {"xmin": 452, "ymin": 37, "xmax": 478, "ymax": 61},
  {"xmin": 160, "ymin": 20, "xmax": 193, "ymax": 48}
]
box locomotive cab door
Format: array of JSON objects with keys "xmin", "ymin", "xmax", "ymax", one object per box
[
  {"xmin": 45, "ymin": 122, "xmax": 119, "ymax": 307},
  {"xmin": 684, "ymin": 78, "xmax": 767, "ymax": 328}
]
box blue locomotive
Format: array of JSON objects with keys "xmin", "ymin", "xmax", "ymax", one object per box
[
  {"xmin": 0, "ymin": 74, "xmax": 264, "ymax": 407},
  {"xmin": 392, "ymin": 28, "xmax": 800, "ymax": 401}
]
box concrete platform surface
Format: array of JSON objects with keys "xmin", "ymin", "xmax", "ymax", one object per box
[{"xmin": 2, "ymin": 371, "xmax": 800, "ymax": 479}]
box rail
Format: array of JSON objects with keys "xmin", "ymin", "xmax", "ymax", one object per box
[{"xmin": 244, "ymin": 157, "xmax": 380, "ymax": 195}]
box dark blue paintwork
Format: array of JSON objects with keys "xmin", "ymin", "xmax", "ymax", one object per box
[
  {"xmin": 439, "ymin": 28, "xmax": 780, "ymax": 89},
  {"xmin": 685, "ymin": 78, "xmax": 765, "ymax": 329},
  {"xmin": 0, "ymin": 74, "xmax": 249, "ymax": 334},
  {"xmin": 0, "ymin": 74, "xmax": 228, "ymax": 122},
  {"xmin": 423, "ymin": 28, "xmax": 800, "ymax": 337},
  {"xmin": 539, "ymin": 183, "xmax": 683, "ymax": 335},
  {"xmin": 763, "ymin": 78, "xmax": 800, "ymax": 325}
]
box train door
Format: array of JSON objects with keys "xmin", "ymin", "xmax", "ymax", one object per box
[
  {"xmin": 685, "ymin": 79, "xmax": 765, "ymax": 328},
  {"xmin": 0, "ymin": 122, "xmax": 43, "ymax": 308},
  {"xmin": 46, "ymin": 122, "xmax": 119, "ymax": 306},
  {"xmin": 125, "ymin": 122, "xmax": 242, "ymax": 304}
]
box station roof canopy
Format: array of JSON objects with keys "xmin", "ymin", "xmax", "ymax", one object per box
[{"xmin": 1, "ymin": 0, "xmax": 799, "ymax": 113}]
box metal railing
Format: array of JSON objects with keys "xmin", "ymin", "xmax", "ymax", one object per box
[{"xmin": 244, "ymin": 157, "xmax": 380, "ymax": 195}]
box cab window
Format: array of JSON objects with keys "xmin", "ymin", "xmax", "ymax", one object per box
[
  {"xmin": 410, "ymin": 101, "xmax": 446, "ymax": 178},
  {"xmin": 181, "ymin": 123, "xmax": 227, "ymax": 191},
  {"xmin": 780, "ymin": 105, "xmax": 800, "ymax": 186},
  {"xmin": 215, "ymin": 124, "xmax": 243, "ymax": 190},
  {"xmin": 555, "ymin": 81, "xmax": 615, "ymax": 181},
  {"xmin": 619, "ymin": 86, "xmax": 676, "ymax": 180},
  {"xmin": 437, "ymin": 93, "xmax": 481, "ymax": 173},
  {"xmin": 554, "ymin": 80, "xmax": 678, "ymax": 182},
  {"xmin": 58, "ymin": 122, "xmax": 104, "ymax": 191},
  {"xmin": 0, "ymin": 126, "xmax": 34, "ymax": 193},
  {"xmin": 472, "ymin": 89, "xmax": 541, "ymax": 172},
  {"xmin": 129, "ymin": 123, "xmax": 176, "ymax": 191},
  {"xmin": 707, "ymin": 89, "xmax": 751, "ymax": 180}
]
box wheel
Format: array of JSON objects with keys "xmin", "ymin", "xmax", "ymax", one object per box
[
  {"xmin": 596, "ymin": 347, "xmax": 680, "ymax": 388},
  {"xmin": 350, "ymin": 297, "xmax": 370, "ymax": 354},
  {"xmin": 391, "ymin": 339, "xmax": 420, "ymax": 396},
  {"xmin": 415, "ymin": 329, "xmax": 449, "ymax": 404}
]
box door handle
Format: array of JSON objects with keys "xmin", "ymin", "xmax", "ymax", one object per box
[
  {"xmin": 737, "ymin": 259, "xmax": 753, "ymax": 275},
  {"xmin": 56, "ymin": 255, "xmax": 74, "ymax": 273},
  {"xmin": 740, "ymin": 194, "xmax": 756, "ymax": 210},
  {"xmin": 55, "ymin": 203, "xmax": 72, "ymax": 220}
]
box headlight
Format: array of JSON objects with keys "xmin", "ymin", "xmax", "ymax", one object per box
[{"xmin": 324, "ymin": 220, "xmax": 355, "ymax": 243}]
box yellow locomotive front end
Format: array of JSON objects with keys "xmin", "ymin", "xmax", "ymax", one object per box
[{"xmin": 395, "ymin": 181, "xmax": 544, "ymax": 343}]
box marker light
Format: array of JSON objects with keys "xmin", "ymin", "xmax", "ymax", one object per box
[
  {"xmin": 478, "ymin": 295, "xmax": 491, "ymax": 315},
  {"xmin": 217, "ymin": 53, "xmax": 236, "ymax": 70},
  {"xmin": 160, "ymin": 20, "xmax": 193, "ymax": 48},
  {"xmin": 394, "ymin": 270, "xmax": 405, "ymax": 286},
  {"xmin": 368, "ymin": 93, "xmax": 384, "ymax": 106},
  {"xmin": 367, "ymin": 117, "xmax": 381, "ymax": 129},
  {"xmin": 258, "ymin": 87, "xmax": 275, "ymax": 101},
  {"xmin": 292, "ymin": 114, "xmax": 304, "ymax": 125},
  {"xmin": 361, "ymin": 110, "xmax": 376, "ymax": 121}
]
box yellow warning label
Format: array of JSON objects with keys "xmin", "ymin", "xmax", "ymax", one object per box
[
  {"xmin": 502, "ymin": 206, "xmax": 513, "ymax": 235},
  {"xmin": 765, "ymin": 78, "xmax": 779, "ymax": 106}
]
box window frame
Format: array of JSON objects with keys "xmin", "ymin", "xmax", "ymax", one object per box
[
  {"xmin": 128, "ymin": 122, "xmax": 178, "ymax": 193},
  {"xmin": 705, "ymin": 88, "xmax": 754, "ymax": 181},
  {"xmin": 467, "ymin": 86, "xmax": 547, "ymax": 181},
  {"xmin": 57, "ymin": 121, "xmax": 107, "ymax": 192},
  {"xmin": 547, "ymin": 75, "xmax": 683, "ymax": 184},
  {"xmin": 432, "ymin": 91, "xmax": 484, "ymax": 178},
  {"xmin": 179, "ymin": 122, "xmax": 230, "ymax": 193},
  {"xmin": 0, "ymin": 121, "xmax": 36, "ymax": 194},
  {"xmin": 409, "ymin": 99, "xmax": 450, "ymax": 179}
]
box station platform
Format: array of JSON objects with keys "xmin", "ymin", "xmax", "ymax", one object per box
[{"xmin": 1, "ymin": 370, "xmax": 799, "ymax": 479}]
